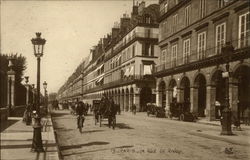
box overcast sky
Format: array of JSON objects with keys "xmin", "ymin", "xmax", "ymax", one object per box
[{"xmin": 1, "ymin": 0, "xmax": 157, "ymax": 93}]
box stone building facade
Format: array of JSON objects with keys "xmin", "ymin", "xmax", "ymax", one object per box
[
  {"xmin": 58, "ymin": 2, "xmax": 160, "ymax": 112},
  {"xmin": 155, "ymin": 0, "xmax": 249, "ymax": 121}
]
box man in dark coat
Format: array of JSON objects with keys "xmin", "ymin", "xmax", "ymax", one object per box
[{"xmin": 76, "ymin": 101, "xmax": 84, "ymax": 128}]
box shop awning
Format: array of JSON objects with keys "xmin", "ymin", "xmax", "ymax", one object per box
[{"xmin": 143, "ymin": 64, "xmax": 152, "ymax": 75}]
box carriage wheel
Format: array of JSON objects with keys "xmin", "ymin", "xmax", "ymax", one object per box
[
  {"xmin": 112, "ymin": 117, "xmax": 116, "ymax": 129},
  {"xmin": 180, "ymin": 114, "xmax": 185, "ymax": 121},
  {"xmin": 94, "ymin": 114, "xmax": 97, "ymax": 125},
  {"xmin": 99, "ymin": 115, "xmax": 101, "ymax": 127}
]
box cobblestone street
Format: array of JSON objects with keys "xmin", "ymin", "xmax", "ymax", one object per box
[{"xmin": 52, "ymin": 110, "xmax": 250, "ymax": 160}]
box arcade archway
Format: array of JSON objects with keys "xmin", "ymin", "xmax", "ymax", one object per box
[
  {"xmin": 140, "ymin": 87, "xmax": 152, "ymax": 111},
  {"xmin": 158, "ymin": 81, "xmax": 166, "ymax": 108},
  {"xmin": 234, "ymin": 65, "xmax": 250, "ymax": 120},
  {"xmin": 194, "ymin": 74, "xmax": 206, "ymax": 117}
]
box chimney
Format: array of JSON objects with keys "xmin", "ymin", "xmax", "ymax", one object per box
[
  {"xmin": 111, "ymin": 28, "xmax": 120, "ymax": 39},
  {"xmin": 120, "ymin": 14, "xmax": 131, "ymax": 34},
  {"xmin": 138, "ymin": 1, "xmax": 145, "ymax": 15},
  {"xmin": 132, "ymin": 5, "xmax": 138, "ymax": 16}
]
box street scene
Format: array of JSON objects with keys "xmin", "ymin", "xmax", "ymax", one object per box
[
  {"xmin": 1, "ymin": 0, "xmax": 250, "ymax": 160},
  {"xmin": 51, "ymin": 109, "xmax": 250, "ymax": 160}
]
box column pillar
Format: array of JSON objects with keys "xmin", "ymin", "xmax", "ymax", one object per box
[
  {"xmin": 229, "ymin": 81, "xmax": 238, "ymax": 117},
  {"xmin": 124, "ymin": 93, "xmax": 127, "ymax": 111},
  {"xmin": 128, "ymin": 93, "xmax": 131, "ymax": 112},
  {"xmin": 158, "ymin": 90, "xmax": 163, "ymax": 107},
  {"xmin": 7, "ymin": 70, "xmax": 15, "ymax": 113},
  {"xmin": 25, "ymin": 84, "xmax": 29, "ymax": 105},
  {"xmin": 190, "ymin": 87, "xmax": 198, "ymax": 114},
  {"xmin": 120, "ymin": 93, "xmax": 124, "ymax": 111},
  {"xmin": 176, "ymin": 88, "xmax": 184, "ymax": 103},
  {"xmin": 134, "ymin": 93, "xmax": 140, "ymax": 111},
  {"xmin": 206, "ymin": 85, "xmax": 216, "ymax": 121},
  {"xmin": 165, "ymin": 89, "xmax": 172, "ymax": 117}
]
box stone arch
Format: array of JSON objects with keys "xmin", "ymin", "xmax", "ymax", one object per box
[
  {"xmin": 233, "ymin": 64, "xmax": 250, "ymax": 120},
  {"xmin": 180, "ymin": 76, "xmax": 191, "ymax": 104},
  {"xmin": 193, "ymin": 73, "xmax": 207, "ymax": 117},
  {"xmin": 209, "ymin": 66, "xmax": 225, "ymax": 84},
  {"xmin": 191, "ymin": 71, "xmax": 208, "ymax": 87},
  {"xmin": 210, "ymin": 69, "xmax": 226, "ymax": 119},
  {"xmin": 158, "ymin": 81, "xmax": 166, "ymax": 108},
  {"xmin": 232, "ymin": 62, "xmax": 250, "ymax": 74},
  {"xmin": 140, "ymin": 87, "xmax": 152, "ymax": 111}
]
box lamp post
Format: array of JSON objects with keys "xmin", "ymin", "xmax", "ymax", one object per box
[
  {"xmin": 7, "ymin": 57, "xmax": 16, "ymax": 114},
  {"xmin": 43, "ymin": 81, "xmax": 48, "ymax": 114},
  {"xmin": 220, "ymin": 41, "xmax": 234, "ymax": 135},
  {"xmin": 24, "ymin": 76, "xmax": 29, "ymax": 105},
  {"xmin": 31, "ymin": 32, "xmax": 46, "ymax": 152}
]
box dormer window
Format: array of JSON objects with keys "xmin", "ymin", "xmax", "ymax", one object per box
[{"xmin": 145, "ymin": 14, "xmax": 151, "ymax": 24}]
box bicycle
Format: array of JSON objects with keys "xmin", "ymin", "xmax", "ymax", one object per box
[{"xmin": 77, "ymin": 115, "xmax": 85, "ymax": 133}]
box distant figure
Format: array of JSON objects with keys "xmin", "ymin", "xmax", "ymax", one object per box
[
  {"xmin": 132, "ymin": 104, "xmax": 136, "ymax": 115},
  {"xmin": 23, "ymin": 103, "xmax": 32, "ymax": 125},
  {"xmin": 243, "ymin": 107, "xmax": 250, "ymax": 126},
  {"xmin": 232, "ymin": 115, "xmax": 241, "ymax": 130},
  {"xmin": 75, "ymin": 101, "xmax": 85, "ymax": 128}
]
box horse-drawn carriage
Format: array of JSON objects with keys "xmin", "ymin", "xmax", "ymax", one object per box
[
  {"xmin": 93, "ymin": 98, "xmax": 117, "ymax": 129},
  {"xmin": 146, "ymin": 103, "xmax": 166, "ymax": 118},
  {"xmin": 169, "ymin": 101, "xmax": 196, "ymax": 122}
]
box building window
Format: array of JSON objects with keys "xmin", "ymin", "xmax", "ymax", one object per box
[
  {"xmin": 132, "ymin": 45, "xmax": 135, "ymax": 57},
  {"xmin": 143, "ymin": 43, "xmax": 150, "ymax": 56},
  {"xmin": 197, "ymin": 31, "xmax": 206, "ymax": 60},
  {"xmin": 200, "ymin": 0, "xmax": 206, "ymax": 19},
  {"xmin": 183, "ymin": 39, "xmax": 190, "ymax": 64},
  {"xmin": 239, "ymin": 12, "xmax": 250, "ymax": 48},
  {"xmin": 172, "ymin": 14, "xmax": 178, "ymax": 33},
  {"xmin": 218, "ymin": 0, "xmax": 225, "ymax": 8},
  {"xmin": 161, "ymin": 49, "xmax": 167, "ymax": 65},
  {"xmin": 185, "ymin": 5, "xmax": 191, "ymax": 27},
  {"xmin": 171, "ymin": 44, "xmax": 177, "ymax": 67},
  {"xmin": 145, "ymin": 28, "xmax": 150, "ymax": 38},
  {"xmin": 151, "ymin": 45, "xmax": 154, "ymax": 56},
  {"xmin": 215, "ymin": 22, "xmax": 226, "ymax": 54},
  {"xmin": 145, "ymin": 16, "xmax": 151, "ymax": 24},
  {"xmin": 164, "ymin": 2, "xmax": 168, "ymax": 13}
]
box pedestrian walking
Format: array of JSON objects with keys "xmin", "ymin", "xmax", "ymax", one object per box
[
  {"xmin": 132, "ymin": 104, "xmax": 136, "ymax": 115},
  {"xmin": 76, "ymin": 101, "xmax": 85, "ymax": 129},
  {"xmin": 23, "ymin": 103, "xmax": 32, "ymax": 125},
  {"xmin": 243, "ymin": 107, "xmax": 250, "ymax": 126}
]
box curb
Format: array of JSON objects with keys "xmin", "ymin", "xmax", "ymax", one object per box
[
  {"xmin": 50, "ymin": 114, "xmax": 63, "ymax": 160},
  {"xmin": 189, "ymin": 131, "xmax": 250, "ymax": 146},
  {"xmin": 196, "ymin": 121, "xmax": 221, "ymax": 126},
  {"xmin": 49, "ymin": 114, "xmax": 63, "ymax": 160}
]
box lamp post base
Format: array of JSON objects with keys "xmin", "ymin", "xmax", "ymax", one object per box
[
  {"xmin": 220, "ymin": 107, "xmax": 233, "ymax": 135},
  {"xmin": 31, "ymin": 116, "xmax": 44, "ymax": 152}
]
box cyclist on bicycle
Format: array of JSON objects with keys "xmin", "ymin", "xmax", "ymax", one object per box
[{"xmin": 76, "ymin": 101, "xmax": 85, "ymax": 129}]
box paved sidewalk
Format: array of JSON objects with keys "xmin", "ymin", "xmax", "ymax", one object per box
[
  {"xmin": 0, "ymin": 115, "xmax": 60, "ymax": 160},
  {"xmin": 122, "ymin": 111, "xmax": 250, "ymax": 146}
]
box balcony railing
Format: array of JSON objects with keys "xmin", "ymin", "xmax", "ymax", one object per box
[
  {"xmin": 82, "ymin": 74, "xmax": 155, "ymax": 94},
  {"xmin": 155, "ymin": 37, "xmax": 250, "ymax": 73},
  {"xmin": 110, "ymin": 32, "xmax": 158, "ymax": 59}
]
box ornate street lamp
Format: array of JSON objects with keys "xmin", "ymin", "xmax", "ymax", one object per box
[
  {"xmin": 220, "ymin": 41, "xmax": 234, "ymax": 135},
  {"xmin": 7, "ymin": 57, "xmax": 16, "ymax": 113},
  {"xmin": 24, "ymin": 76, "xmax": 29, "ymax": 84},
  {"xmin": 31, "ymin": 32, "xmax": 46, "ymax": 152},
  {"xmin": 43, "ymin": 81, "xmax": 48, "ymax": 114}
]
